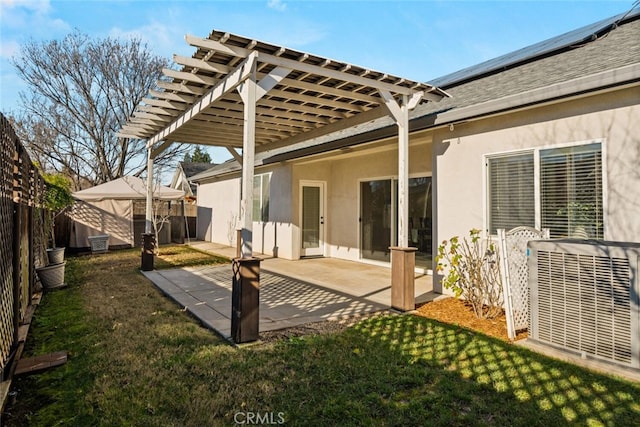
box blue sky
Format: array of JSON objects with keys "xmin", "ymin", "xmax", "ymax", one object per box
[{"xmin": 0, "ymin": 0, "xmax": 633, "ymax": 162}]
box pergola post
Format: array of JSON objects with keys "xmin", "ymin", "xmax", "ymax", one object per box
[
  {"xmin": 380, "ymin": 91, "xmax": 424, "ymax": 311},
  {"xmin": 231, "ymin": 67, "xmax": 261, "ymax": 343},
  {"xmin": 231, "ymin": 63, "xmax": 292, "ymax": 343},
  {"xmin": 142, "ymin": 146, "xmax": 156, "ymax": 271},
  {"xmin": 145, "ymin": 147, "xmax": 154, "ymax": 234},
  {"xmin": 238, "ymin": 70, "xmax": 257, "ymax": 258},
  {"xmin": 397, "ymin": 94, "xmax": 410, "ymax": 248}
]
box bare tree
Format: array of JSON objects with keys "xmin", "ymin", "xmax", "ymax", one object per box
[{"xmin": 11, "ymin": 30, "xmax": 187, "ymax": 189}]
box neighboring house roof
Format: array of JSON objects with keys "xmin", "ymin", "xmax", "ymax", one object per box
[
  {"xmin": 182, "ymin": 162, "xmax": 213, "ymax": 178},
  {"xmin": 191, "ymin": 10, "xmax": 640, "ymax": 183},
  {"xmin": 170, "ymin": 162, "xmax": 214, "ymax": 195},
  {"xmin": 73, "ymin": 176, "xmax": 184, "ymax": 201}
]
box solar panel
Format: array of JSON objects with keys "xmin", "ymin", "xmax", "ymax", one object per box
[{"xmin": 429, "ymin": 9, "xmax": 640, "ymax": 89}]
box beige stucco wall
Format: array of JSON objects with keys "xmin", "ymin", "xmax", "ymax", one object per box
[
  {"xmin": 196, "ymin": 134, "xmax": 434, "ymax": 262},
  {"xmin": 433, "ymin": 86, "xmax": 640, "ymax": 290},
  {"xmin": 292, "ymin": 134, "xmax": 433, "ymax": 262},
  {"xmin": 196, "ymin": 177, "xmax": 240, "ymax": 245},
  {"xmin": 196, "ymin": 164, "xmax": 297, "ymax": 259},
  {"xmin": 194, "ymin": 85, "xmax": 639, "ymax": 277}
]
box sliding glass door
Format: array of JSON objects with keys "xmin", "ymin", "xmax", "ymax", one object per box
[
  {"xmin": 360, "ymin": 177, "xmax": 432, "ymax": 267},
  {"xmin": 360, "ymin": 180, "xmax": 393, "ymax": 262},
  {"xmin": 407, "ymin": 177, "xmax": 433, "ymax": 268}
]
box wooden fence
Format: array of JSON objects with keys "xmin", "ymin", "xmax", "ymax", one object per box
[{"xmin": 0, "ymin": 113, "xmax": 47, "ymax": 382}]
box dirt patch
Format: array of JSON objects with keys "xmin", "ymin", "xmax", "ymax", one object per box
[{"xmin": 415, "ymin": 297, "xmax": 527, "ymax": 342}]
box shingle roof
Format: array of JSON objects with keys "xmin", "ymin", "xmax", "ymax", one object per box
[
  {"xmin": 180, "ymin": 162, "xmax": 214, "ymax": 178},
  {"xmin": 191, "ymin": 10, "xmax": 640, "ymax": 182},
  {"xmin": 425, "ymin": 9, "xmax": 639, "ymax": 112},
  {"xmin": 430, "ymin": 9, "xmax": 639, "ymax": 89}
]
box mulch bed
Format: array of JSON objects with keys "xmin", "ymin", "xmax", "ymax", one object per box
[{"xmin": 415, "ymin": 297, "xmax": 528, "ymax": 342}]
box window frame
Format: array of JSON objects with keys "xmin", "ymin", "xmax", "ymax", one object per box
[{"xmin": 483, "ymin": 139, "xmax": 607, "ymax": 238}]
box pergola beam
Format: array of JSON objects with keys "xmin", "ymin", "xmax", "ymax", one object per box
[
  {"xmin": 279, "ymin": 77, "xmax": 380, "ymax": 105},
  {"xmin": 185, "ymin": 34, "xmax": 250, "ymax": 58},
  {"xmin": 149, "ymin": 89, "xmax": 197, "ymax": 103},
  {"xmin": 226, "ymin": 146, "xmax": 243, "ymax": 165},
  {"xmin": 137, "ymin": 105, "xmax": 180, "ymax": 117},
  {"xmin": 199, "ymin": 104, "xmax": 331, "ymax": 127},
  {"xmin": 254, "ymin": 105, "xmax": 389, "ymax": 153},
  {"xmin": 121, "ymin": 121, "xmax": 158, "ymax": 131},
  {"xmin": 142, "ymin": 97, "xmax": 186, "ymax": 110},
  {"xmin": 258, "ymin": 52, "xmax": 419, "ymax": 96},
  {"xmin": 163, "ymin": 68, "xmax": 219, "ymax": 86},
  {"xmin": 264, "ymin": 88, "xmax": 367, "ymax": 113},
  {"xmin": 132, "ymin": 117, "xmax": 174, "ymax": 127},
  {"xmin": 258, "ymin": 98, "xmax": 347, "ymax": 119},
  {"xmin": 185, "ymin": 35, "xmax": 435, "ymax": 96},
  {"xmin": 132, "ymin": 111, "xmax": 173, "ymax": 122},
  {"xmin": 147, "ymin": 52, "xmax": 258, "ymax": 147},
  {"xmin": 173, "ymin": 54, "xmax": 232, "ymax": 74},
  {"xmin": 156, "ymin": 81, "xmax": 207, "ymax": 96}
]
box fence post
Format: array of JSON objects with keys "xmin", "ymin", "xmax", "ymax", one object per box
[{"xmin": 11, "ymin": 203, "xmax": 21, "ymax": 346}]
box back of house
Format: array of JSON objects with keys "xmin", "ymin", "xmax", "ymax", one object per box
[{"xmin": 191, "ymin": 10, "xmax": 640, "ymax": 288}]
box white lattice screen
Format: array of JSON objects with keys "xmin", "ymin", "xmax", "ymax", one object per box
[{"xmin": 498, "ymin": 226, "xmax": 549, "ymax": 340}]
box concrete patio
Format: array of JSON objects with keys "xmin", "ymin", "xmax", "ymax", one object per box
[{"xmin": 142, "ymin": 241, "xmax": 437, "ymax": 340}]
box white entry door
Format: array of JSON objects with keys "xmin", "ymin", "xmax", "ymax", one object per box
[{"xmin": 300, "ymin": 182, "xmax": 325, "ymax": 257}]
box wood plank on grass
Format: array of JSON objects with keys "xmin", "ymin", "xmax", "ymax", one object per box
[{"xmin": 14, "ymin": 351, "xmax": 67, "ymax": 376}]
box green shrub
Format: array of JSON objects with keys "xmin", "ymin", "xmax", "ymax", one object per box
[{"xmin": 436, "ymin": 228, "xmax": 503, "ymax": 319}]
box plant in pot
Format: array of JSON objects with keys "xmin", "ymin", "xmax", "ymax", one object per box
[{"xmin": 36, "ymin": 173, "xmax": 74, "ymax": 289}]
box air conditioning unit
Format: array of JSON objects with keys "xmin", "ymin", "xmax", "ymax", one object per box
[{"xmin": 528, "ymin": 239, "xmax": 640, "ymax": 370}]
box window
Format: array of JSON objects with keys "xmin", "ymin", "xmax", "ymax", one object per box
[
  {"xmin": 252, "ymin": 173, "xmax": 270, "ymax": 222},
  {"xmin": 487, "ymin": 153, "xmax": 535, "ymax": 233},
  {"xmin": 487, "ymin": 142, "xmax": 603, "ymax": 239},
  {"xmin": 540, "ymin": 143, "xmax": 603, "ymax": 238}
]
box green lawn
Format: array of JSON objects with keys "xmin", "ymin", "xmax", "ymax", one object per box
[{"xmin": 3, "ymin": 246, "xmax": 639, "ymax": 426}]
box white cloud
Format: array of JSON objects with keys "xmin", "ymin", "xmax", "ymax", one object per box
[
  {"xmin": 267, "ymin": 0, "xmax": 286, "ymax": 12},
  {"xmin": 0, "ymin": 0, "xmax": 69, "ymax": 35},
  {"xmin": 0, "ymin": 0, "xmax": 51, "ymax": 14},
  {"xmin": 108, "ymin": 20, "xmax": 189, "ymax": 60}
]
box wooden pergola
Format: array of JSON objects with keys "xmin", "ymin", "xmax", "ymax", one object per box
[{"xmin": 119, "ymin": 29, "xmax": 449, "ymax": 317}]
